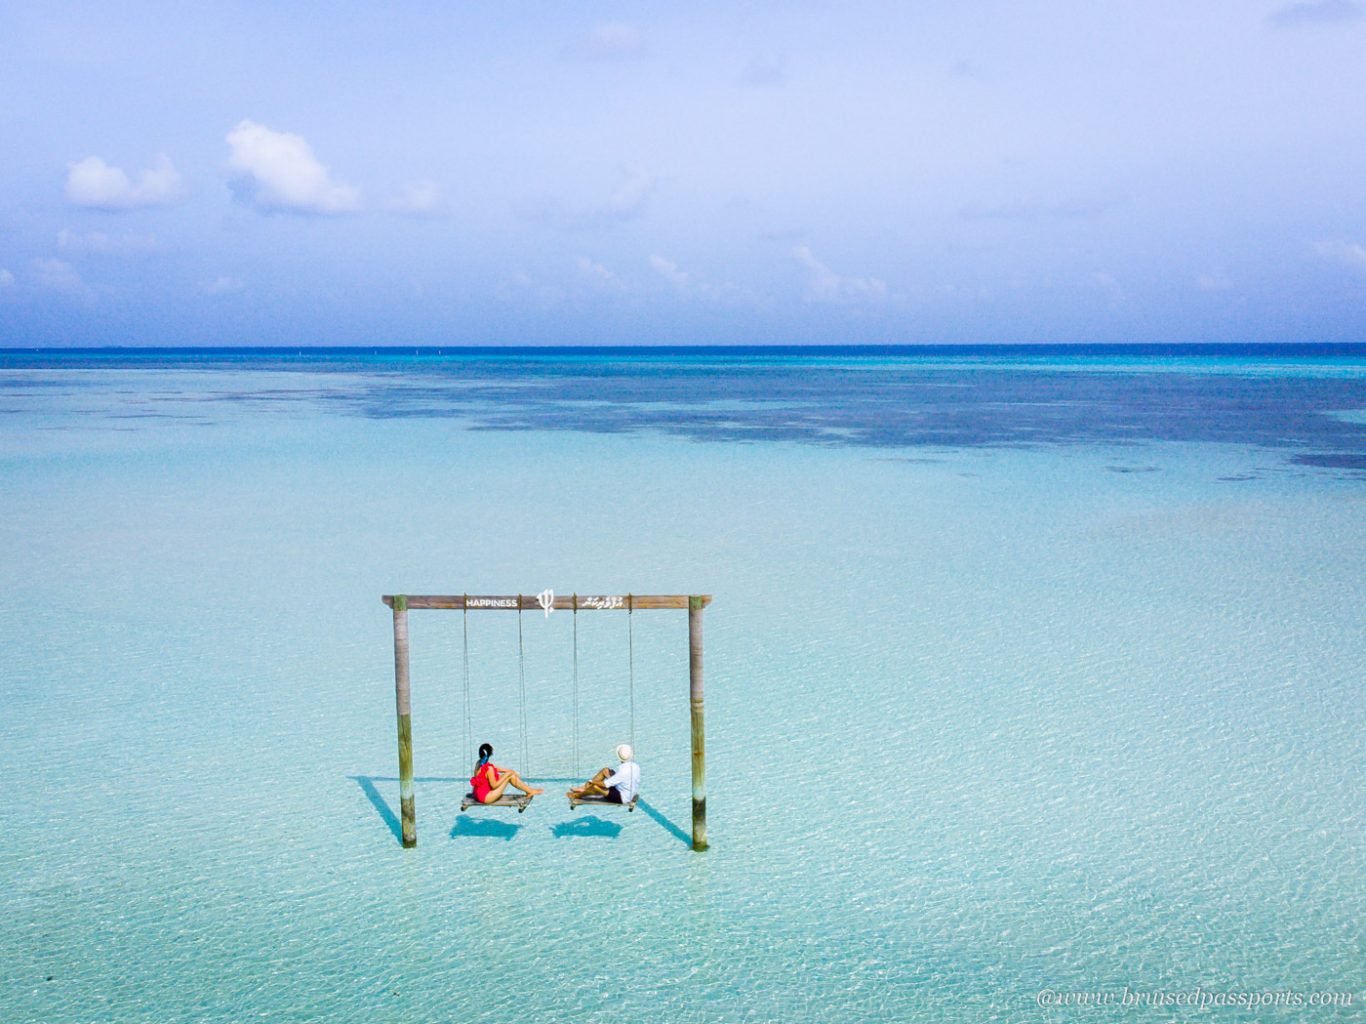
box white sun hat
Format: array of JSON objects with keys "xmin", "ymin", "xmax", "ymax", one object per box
[{"xmin": 616, "ymin": 743, "xmax": 633, "ymax": 762}]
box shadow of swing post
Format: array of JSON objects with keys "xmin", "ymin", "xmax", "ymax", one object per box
[
  {"xmin": 634, "ymin": 798, "xmax": 693, "ymax": 847},
  {"xmin": 348, "ymin": 775, "xmax": 462, "ymax": 847},
  {"xmin": 351, "ymin": 774, "xmax": 403, "ymax": 846}
]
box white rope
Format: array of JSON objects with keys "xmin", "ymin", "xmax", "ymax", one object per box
[
  {"xmin": 572, "ymin": 594, "xmax": 579, "ymax": 777},
  {"xmin": 628, "ymin": 594, "xmax": 636, "ymax": 755},
  {"xmin": 517, "ymin": 600, "xmax": 529, "ymax": 777},
  {"xmin": 462, "ymin": 599, "xmax": 472, "ymax": 772}
]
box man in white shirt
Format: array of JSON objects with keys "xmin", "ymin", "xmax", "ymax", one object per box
[{"xmin": 567, "ymin": 744, "xmax": 640, "ymax": 804}]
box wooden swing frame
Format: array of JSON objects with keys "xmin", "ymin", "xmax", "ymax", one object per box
[{"xmin": 383, "ymin": 593, "xmax": 711, "ymax": 851}]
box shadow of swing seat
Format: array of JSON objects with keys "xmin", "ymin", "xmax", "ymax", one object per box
[
  {"xmin": 460, "ymin": 792, "xmax": 534, "ymax": 813},
  {"xmin": 553, "ymin": 815, "xmax": 622, "ymax": 839},
  {"xmin": 451, "ymin": 815, "xmax": 522, "ymax": 841}
]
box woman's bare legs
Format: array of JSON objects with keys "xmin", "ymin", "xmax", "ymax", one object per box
[
  {"xmin": 482, "ymin": 774, "xmax": 514, "ymax": 802},
  {"xmin": 482, "ymin": 769, "xmax": 543, "ymax": 802},
  {"xmin": 505, "ymin": 770, "xmax": 543, "ymax": 795}
]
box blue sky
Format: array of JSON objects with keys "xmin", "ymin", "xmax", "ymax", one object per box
[{"xmin": 1, "ymin": 1, "xmax": 1364, "ymax": 346}]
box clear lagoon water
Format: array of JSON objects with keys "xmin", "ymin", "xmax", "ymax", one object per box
[{"xmin": 1, "ymin": 346, "xmax": 1362, "ymax": 1023}]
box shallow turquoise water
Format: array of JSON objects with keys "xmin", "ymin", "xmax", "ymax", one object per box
[{"xmin": 1, "ymin": 353, "xmax": 1362, "ymax": 1022}]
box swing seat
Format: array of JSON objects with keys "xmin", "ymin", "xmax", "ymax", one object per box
[
  {"xmin": 568, "ymin": 793, "xmax": 639, "ymax": 812},
  {"xmin": 461, "ymin": 792, "xmax": 533, "ymax": 813}
]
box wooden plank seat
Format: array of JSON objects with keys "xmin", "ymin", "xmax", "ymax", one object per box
[
  {"xmin": 460, "ymin": 792, "xmax": 533, "ymax": 812},
  {"xmin": 568, "ymin": 793, "xmax": 639, "ymax": 812}
]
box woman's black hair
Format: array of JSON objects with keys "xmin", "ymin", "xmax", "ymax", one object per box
[{"xmin": 477, "ymin": 742, "xmax": 493, "ymax": 766}]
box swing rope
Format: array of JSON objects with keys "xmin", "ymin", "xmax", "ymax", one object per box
[
  {"xmin": 572, "ymin": 594, "xmax": 579, "ymax": 778},
  {"xmin": 517, "ymin": 599, "xmax": 529, "ymax": 778},
  {"xmin": 462, "ymin": 597, "xmax": 472, "ymax": 772},
  {"xmin": 627, "ymin": 593, "xmax": 636, "ymax": 755}
]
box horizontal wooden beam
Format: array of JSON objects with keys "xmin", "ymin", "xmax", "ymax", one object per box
[{"xmin": 381, "ymin": 594, "xmax": 710, "ymax": 611}]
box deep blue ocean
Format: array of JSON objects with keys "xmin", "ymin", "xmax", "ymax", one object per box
[{"xmin": 3, "ymin": 344, "xmax": 1363, "ymax": 472}]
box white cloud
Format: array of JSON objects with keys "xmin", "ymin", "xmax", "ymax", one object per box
[
  {"xmin": 386, "ymin": 180, "xmax": 441, "ymax": 216},
  {"xmin": 742, "ymin": 55, "xmax": 786, "ymax": 87},
  {"xmin": 602, "ymin": 168, "xmax": 653, "ymax": 220},
  {"xmin": 576, "ymin": 256, "xmax": 622, "ymax": 288},
  {"xmin": 1314, "ymin": 239, "xmax": 1366, "ymax": 275},
  {"xmin": 226, "ymin": 120, "xmax": 360, "ymax": 214},
  {"xmin": 649, "ymin": 255, "xmax": 691, "ymax": 290},
  {"xmin": 580, "ymin": 22, "xmax": 644, "ymax": 59},
  {"xmin": 33, "ymin": 258, "xmax": 94, "ymax": 299},
  {"xmin": 57, "ymin": 229, "xmax": 161, "ymax": 255},
  {"xmin": 1268, "ymin": 0, "xmax": 1365, "ymax": 27},
  {"xmin": 648, "ymin": 254, "xmax": 731, "ymax": 302},
  {"xmin": 495, "ymin": 270, "xmax": 538, "ymax": 303},
  {"xmin": 793, "ymin": 246, "xmax": 887, "ymax": 302},
  {"xmin": 199, "ymin": 275, "xmax": 245, "ymax": 295},
  {"xmin": 959, "ymin": 198, "xmax": 1113, "ymax": 221},
  {"xmin": 533, "ymin": 167, "xmax": 655, "ymax": 230},
  {"xmin": 0, "ymin": 268, "xmax": 14, "ymax": 289},
  {"xmin": 1197, "ymin": 272, "xmax": 1234, "ymax": 292},
  {"xmin": 1090, "ymin": 271, "xmax": 1125, "ymax": 307},
  {"xmin": 65, "ymin": 154, "xmax": 182, "ymax": 209}
]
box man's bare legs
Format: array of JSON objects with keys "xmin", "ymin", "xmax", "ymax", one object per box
[{"xmin": 567, "ymin": 767, "xmax": 612, "ymax": 798}]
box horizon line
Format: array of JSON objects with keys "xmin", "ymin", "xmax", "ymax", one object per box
[{"xmin": 3, "ymin": 342, "xmax": 1364, "ymax": 356}]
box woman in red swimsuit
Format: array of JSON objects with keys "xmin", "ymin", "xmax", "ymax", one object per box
[{"xmin": 470, "ymin": 742, "xmax": 543, "ymax": 803}]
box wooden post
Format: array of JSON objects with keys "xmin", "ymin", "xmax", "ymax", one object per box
[
  {"xmin": 689, "ymin": 595, "xmax": 708, "ymax": 852},
  {"xmin": 393, "ymin": 594, "xmax": 416, "ymax": 848}
]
